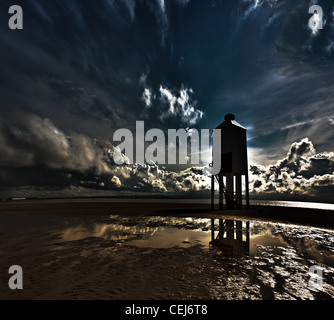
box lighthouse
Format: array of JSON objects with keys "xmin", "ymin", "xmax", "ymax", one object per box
[{"xmin": 211, "ymin": 113, "xmax": 250, "ymax": 210}]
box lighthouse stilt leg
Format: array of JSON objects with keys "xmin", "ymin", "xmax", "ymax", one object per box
[{"xmin": 211, "ymin": 175, "xmax": 215, "ymax": 211}]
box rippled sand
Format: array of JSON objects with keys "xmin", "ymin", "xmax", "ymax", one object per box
[{"xmin": 1, "ymin": 211, "xmax": 334, "ymax": 300}]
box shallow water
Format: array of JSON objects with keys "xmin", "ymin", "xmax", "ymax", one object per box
[
  {"xmin": 251, "ymin": 200, "xmax": 334, "ymax": 211},
  {"xmin": 56, "ymin": 215, "xmax": 334, "ymax": 299},
  {"xmin": 1, "ymin": 212, "xmax": 334, "ymax": 299}
]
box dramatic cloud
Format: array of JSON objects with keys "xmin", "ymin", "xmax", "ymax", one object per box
[
  {"xmin": 1, "ymin": 115, "xmax": 334, "ymax": 202},
  {"xmin": 1, "ymin": 0, "xmax": 334, "ymax": 203},
  {"xmin": 272, "ymin": 1, "xmax": 334, "ymax": 68},
  {"xmin": 0, "ymin": 115, "xmax": 210, "ymax": 197},
  {"xmin": 110, "ymin": 164, "xmax": 210, "ymax": 193},
  {"xmin": 250, "ymin": 138, "xmax": 334, "ymax": 201},
  {"xmin": 141, "ymin": 85, "xmax": 204, "ymax": 125},
  {"xmin": 142, "ymin": 88, "xmax": 152, "ymax": 108},
  {"xmin": 158, "ymin": 86, "xmax": 204, "ymax": 125},
  {"xmin": 0, "ymin": 115, "xmax": 112, "ymax": 174}
]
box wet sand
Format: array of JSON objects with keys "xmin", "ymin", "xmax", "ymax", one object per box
[{"xmin": 1, "ymin": 198, "xmax": 334, "ymax": 300}]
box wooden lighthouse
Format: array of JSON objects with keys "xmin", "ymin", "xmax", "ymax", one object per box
[{"xmin": 211, "ymin": 113, "xmax": 250, "ymax": 210}]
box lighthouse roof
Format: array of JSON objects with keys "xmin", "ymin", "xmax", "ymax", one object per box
[{"xmin": 215, "ymin": 113, "xmax": 247, "ymax": 130}]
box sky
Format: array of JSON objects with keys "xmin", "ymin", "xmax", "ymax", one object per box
[{"xmin": 1, "ymin": 0, "xmax": 334, "ymax": 202}]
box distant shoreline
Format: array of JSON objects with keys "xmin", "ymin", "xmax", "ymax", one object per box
[
  {"xmin": 1, "ymin": 198, "xmax": 334, "ymax": 230},
  {"xmin": 2, "ymin": 196, "xmax": 334, "ymax": 207}
]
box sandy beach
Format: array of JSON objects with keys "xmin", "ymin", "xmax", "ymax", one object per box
[{"xmin": 1, "ymin": 198, "xmax": 334, "ymax": 300}]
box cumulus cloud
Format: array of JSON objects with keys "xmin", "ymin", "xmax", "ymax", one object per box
[
  {"xmin": 250, "ymin": 138, "xmax": 334, "ymax": 200},
  {"xmin": 141, "ymin": 85, "xmax": 204, "ymax": 125},
  {"xmin": 287, "ymin": 137, "xmax": 316, "ymax": 162},
  {"xmin": 0, "ymin": 115, "xmax": 112, "ymax": 174},
  {"xmin": 0, "ymin": 115, "xmax": 211, "ymax": 197},
  {"xmin": 142, "ymin": 88, "xmax": 152, "ymax": 108},
  {"xmin": 111, "ymin": 175, "xmax": 122, "ymax": 188},
  {"xmin": 2, "ymin": 116, "xmax": 334, "ymax": 201},
  {"xmin": 109, "ymin": 164, "xmax": 210, "ymax": 193},
  {"xmin": 158, "ymin": 86, "xmax": 204, "ymax": 125}
]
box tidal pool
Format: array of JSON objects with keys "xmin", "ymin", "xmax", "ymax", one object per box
[
  {"xmin": 2, "ymin": 213, "xmax": 334, "ymax": 299},
  {"xmin": 55, "ymin": 215, "xmax": 334, "ymax": 299}
]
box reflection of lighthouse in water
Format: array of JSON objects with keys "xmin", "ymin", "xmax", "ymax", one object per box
[{"xmin": 210, "ymin": 219, "xmax": 250, "ymax": 257}]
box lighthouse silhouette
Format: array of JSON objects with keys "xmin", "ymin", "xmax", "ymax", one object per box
[{"xmin": 211, "ymin": 113, "xmax": 250, "ymax": 210}]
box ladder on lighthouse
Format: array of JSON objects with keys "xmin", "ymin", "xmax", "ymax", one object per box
[{"xmin": 211, "ymin": 174, "xmax": 235, "ymax": 210}]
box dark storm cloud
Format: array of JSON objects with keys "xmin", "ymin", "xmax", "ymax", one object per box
[
  {"xmin": 274, "ymin": 0, "xmax": 334, "ymax": 68},
  {"xmin": 0, "ymin": 116, "xmax": 210, "ymax": 194},
  {"xmin": 0, "ymin": 0, "xmax": 207, "ymax": 134},
  {"xmin": 203, "ymin": 0, "xmax": 334, "ymax": 162},
  {"xmin": 0, "ymin": 115, "xmax": 333, "ymax": 201},
  {"xmin": 1, "ymin": 0, "xmax": 334, "ymax": 201},
  {"xmin": 1, "ymin": 0, "xmax": 158, "ymax": 133},
  {"xmin": 0, "ymin": 115, "xmax": 112, "ymax": 172},
  {"xmin": 250, "ymin": 138, "xmax": 334, "ymax": 201}
]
